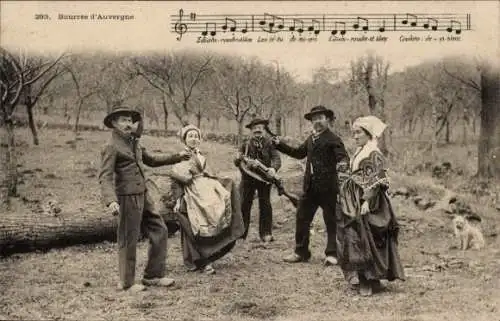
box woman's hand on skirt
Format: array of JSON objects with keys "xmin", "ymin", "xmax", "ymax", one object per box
[
  {"xmin": 174, "ymin": 199, "xmax": 181, "ymax": 213},
  {"xmin": 360, "ymin": 202, "xmax": 370, "ymax": 215}
]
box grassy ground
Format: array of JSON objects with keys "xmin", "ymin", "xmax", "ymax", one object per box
[{"xmin": 1, "ymin": 128, "xmax": 499, "ymax": 321}]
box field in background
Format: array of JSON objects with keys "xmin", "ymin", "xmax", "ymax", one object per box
[{"xmin": 0, "ymin": 128, "xmax": 499, "ymax": 321}]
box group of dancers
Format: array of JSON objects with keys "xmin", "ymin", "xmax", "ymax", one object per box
[{"xmin": 98, "ymin": 104, "xmax": 405, "ymax": 297}]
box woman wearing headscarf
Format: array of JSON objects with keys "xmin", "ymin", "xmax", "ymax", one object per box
[
  {"xmin": 336, "ymin": 116, "xmax": 405, "ymax": 296},
  {"xmin": 168, "ymin": 124, "xmax": 245, "ymax": 274}
]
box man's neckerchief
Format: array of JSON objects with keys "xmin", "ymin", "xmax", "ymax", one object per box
[{"xmin": 247, "ymin": 135, "xmax": 265, "ymax": 159}]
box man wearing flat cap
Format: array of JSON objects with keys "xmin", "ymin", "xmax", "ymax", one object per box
[
  {"xmin": 98, "ymin": 106, "xmax": 191, "ymax": 293},
  {"xmin": 271, "ymin": 106, "xmax": 349, "ymax": 265},
  {"xmin": 234, "ymin": 118, "xmax": 281, "ymax": 242}
]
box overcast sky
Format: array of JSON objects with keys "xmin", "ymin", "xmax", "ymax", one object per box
[{"xmin": 1, "ymin": 1, "xmax": 498, "ymax": 81}]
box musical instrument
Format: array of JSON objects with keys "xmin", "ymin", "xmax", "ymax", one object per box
[{"xmin": 237, "ymin": 126, "xmax": 299, "ymax": 208}]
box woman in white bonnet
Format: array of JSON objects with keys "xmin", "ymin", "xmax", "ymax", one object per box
[
  {"xmin": 168, "ymin": 124, "xmax": 245, "ymax": 275},
  {"xmin": 336, "ymin": 115, "xmax": 405, "ymax": 296}
]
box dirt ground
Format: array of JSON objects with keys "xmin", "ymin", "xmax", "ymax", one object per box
[{"xmin": 1, "ymin": 129, "xmax": 499, "ymax": 321}]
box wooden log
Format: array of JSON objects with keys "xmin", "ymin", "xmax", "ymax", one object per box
[
  {"xmin": 0, "ymin": 175, "xmax": 180, "ymax": 257},
  {"xmin": 0, "ymin": 209, "xmax": 179, "ymax": 257}
]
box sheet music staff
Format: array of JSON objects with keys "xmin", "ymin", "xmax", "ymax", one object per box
[{"xmin": 172, "ymin": 10, "xmax": 472, "ymax": 40}]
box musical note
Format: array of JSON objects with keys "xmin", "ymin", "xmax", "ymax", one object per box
[
  {"xmin": 447, "ymin": 20, "xmax": 462, "ymax": 34},
  {"xmin": 259, "ymin": 13, "xmax": 284, "ymax": 32},
  {"xmin": 174, "ymin": 9, "xmax": 188, "ymax": 41},
  {"xmin": 308, "ymin": 19, "xmax": 321, "ymax": 35},
  {"xmin": 289, "ymin": 18, "xmax": 304, "ymax": 33},
  {"xmin": 242, "ymin": 21, "xmax": 249, "ymax": 34},
  {"xmin": 331, "ymin": 21, "xmax": 346, "ymax": 35},
  {"xmin": 379, "ymin": 19, "xmax": 386, "ymax": 32},
  {"xmin": 402, "ymin": 13, "xmax": 418, "ymax": 27},
  {"xmin": 353, "ymin": 17, "xmax": 369, "ymax": 31},
  {"xmin": 222, "ymin": 17, "xmax": 237, "ymax": 32},
  {"xmin": 201, "ymin": 22, "xmax": 217, "ymax": 36},
  {"xmin": 423, "ymin": 18, "xmax": 438, "ymax": 31}
]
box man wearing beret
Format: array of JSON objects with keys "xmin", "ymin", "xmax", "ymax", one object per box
[
  {"xmin": 234, "ymin": 118, "xmax": 281, "ymax": 243},
  {"xmin": 271, "ymin": 106, "xmax": 349, "ymax": 265},
  {"xmin": 98, "ymin": 106, "xmax": 191, "ymax": 293}
]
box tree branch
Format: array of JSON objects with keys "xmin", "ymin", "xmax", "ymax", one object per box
[{"xmin": 442, "ymin": 64, "xmax": 480, "ymax": 92}]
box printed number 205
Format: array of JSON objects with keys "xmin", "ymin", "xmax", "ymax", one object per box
[{"xmin": 35, "ymin": 14, "xmax": 50, "ymax": 20}]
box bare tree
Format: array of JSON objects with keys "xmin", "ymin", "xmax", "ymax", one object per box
[
  {"xmin": 93, "ymin": 57, "xmax": 142, "ymax": 119},
  {"xmin": 350, "ymin": 53, "xmax": 391, "ymax": 155},
  {"xmin": 64, "ymin": 61, "xmax": 99, "ymax": 133},
  {"xmin": 129, "ymin": 52, "xmax": 213, "ymax": 126},
  {"xmin": 442, "ymin": 58, "xmax": 500, "ymax": 180},
  {"xmin": 18, "ymin": 56, "xmax": 67, "ymax": 145},
  {"xmin": 211, "ymin": 56, "xmax": 273, "ymax": 141},
  {"xmin": 0, "ymin": 48, "xmax": 64, "ymax": 205}
]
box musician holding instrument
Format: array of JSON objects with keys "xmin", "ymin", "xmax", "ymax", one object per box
[
  {"xmin": 234, "ymin": 118, "xmax": 282, "ymax": 243},
  {"xmin": 271, "ymin": 106, "xmax": 349, "ymax": 266}
]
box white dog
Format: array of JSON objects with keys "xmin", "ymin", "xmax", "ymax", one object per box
[{"xmin": 452, "ymin": 215, "xmax": 485, "ymax": 250}]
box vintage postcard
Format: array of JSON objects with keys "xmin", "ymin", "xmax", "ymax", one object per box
[{"xmin": 1, "ymin": 1, "xmax": 499, "ymax": 321}]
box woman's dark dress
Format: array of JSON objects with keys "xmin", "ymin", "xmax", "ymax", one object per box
[{"xmin": 337, "ymin": 143, "xmax": 405, "ymax": 283}]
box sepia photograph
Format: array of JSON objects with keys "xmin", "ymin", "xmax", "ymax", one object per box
[{"xmin": 0, "ymin": 1, "xmax": 499, "ymax": 320}]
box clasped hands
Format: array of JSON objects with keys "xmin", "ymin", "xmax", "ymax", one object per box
[{"xmin": 178, "ymin": 150, "xmax": 192, "ymax": 161}]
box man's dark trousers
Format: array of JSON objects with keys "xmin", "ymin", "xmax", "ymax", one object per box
[
  {"xmin": 240, "ymin": 176, "xmax": 273, "ymax": 239},
  {"xmin": 117, "ymin": 193, "xmax": 168, "ymax": 289},
  {"xmin": 294, "ymin": 188, "xmax": 338, "ymax": 260}
]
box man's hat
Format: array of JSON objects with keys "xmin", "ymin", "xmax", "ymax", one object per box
[
  {"xmin": 103, "ymin": 106, "xmax": 141, "ymax": 129},
  {"xmin": 304, "ymin": 105, "xmax": 335, "ymax": 121},
  {"xmin": 245, "ymin": 118, "xmax": 269, "ymax": 129}
]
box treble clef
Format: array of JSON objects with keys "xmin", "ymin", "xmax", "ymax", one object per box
[{"xmin": 174, "ymin": 9, "xmax": 188, "ymax": 41}]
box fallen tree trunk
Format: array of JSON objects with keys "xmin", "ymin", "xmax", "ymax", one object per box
[
  {"xmin": 0, "ymin": 170, "xmax": 301, "ymax": 257},
  {"xmin": 0, "ymin": 210, "xmax": 179, "ymax": 257}
]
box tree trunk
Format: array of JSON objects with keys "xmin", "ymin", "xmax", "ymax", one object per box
[
  {"xmin": 74, "ymin": 100, "xmax": 83, "ymax": 133},
  {"xmin": 445, "ymin": 119, "xmax": 450, "ymax": 144},
  {"xmin": 4, "ymin": 120, "xmax": 17, "ymax": 200},
  {"xmin": 0, "ymin": 126, "xmax": 9, "ymax": 207},
  {"xmin": 430, "ymin": 104, "xmax": 438, "ymax": 157},
  {"xmin": 161, "ymin": 95, "xmax": 169, "ymax": 131},
  {"xmin": 0, "ymin": 211, "xmax": 178, "ymax": 257},
  {"xmin": 462, "ymin": 115, "xmax": 468, "ymax": 146},
  {"xmin": 477, "ymin": 66, "xmax": 500, "ymax": 180},
  {"xmin": 26, "ymin": 104, "xmax": 39, "ymax": 146},
  {"xmin": 274, "ymin": 113, "xmax": 282, "ymax": 136},
  {"xmin": 237, "ymin": 119, "xmax": 245, "ymax": 145},
  {"xmin": 196, "ymin": 112, "xmax": 202, "ymax": 129}
]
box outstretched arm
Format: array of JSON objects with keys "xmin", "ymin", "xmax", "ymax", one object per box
[
  {"xmin": 142, "ymin": 147, "xmax": 187, "ymax": 167},
  {"xmin": 276, "ymin": 139, "xmax": 308, "ymax": 160}
]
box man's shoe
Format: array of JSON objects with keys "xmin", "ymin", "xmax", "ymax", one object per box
[
  {"xmin": 359, "ymin": 283, "xmax": 373, "ymax": 297},
  {"xmin": 119, "ymin": 283, "xmax": 146, "ymax": 293},
  {"xmin": 203, "ymin": 264, "xmax": 216, "ymax": 275},
  {"xmin": 370, "ymin": 280, "xmax": 386, "ymax": 293},
  {"xmin": 142, "ymin": 277, "xmax": 175, "ymax": 287},
  {"xmin": 348, "ymin": 275, "xmax": 360, "ymax": 289},
  {"xmin": 324, "ymin": 256, "xmax": 338, "ymax": 266},
  {"xmin": 283, "ymin": 253, "xmax": 309, "ymax": 263}
]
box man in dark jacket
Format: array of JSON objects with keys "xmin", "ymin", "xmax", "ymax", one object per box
[
  {"xmin": 271, "ymin": 106, "xmax": 349, "ymax": 265},
  {"xmin": 98, "ymin": 106, "xmax": 190, "ymax": 293},
  {"xmin": 234, "ymin": 118, "xmax": 281, "ymax": 242}
]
